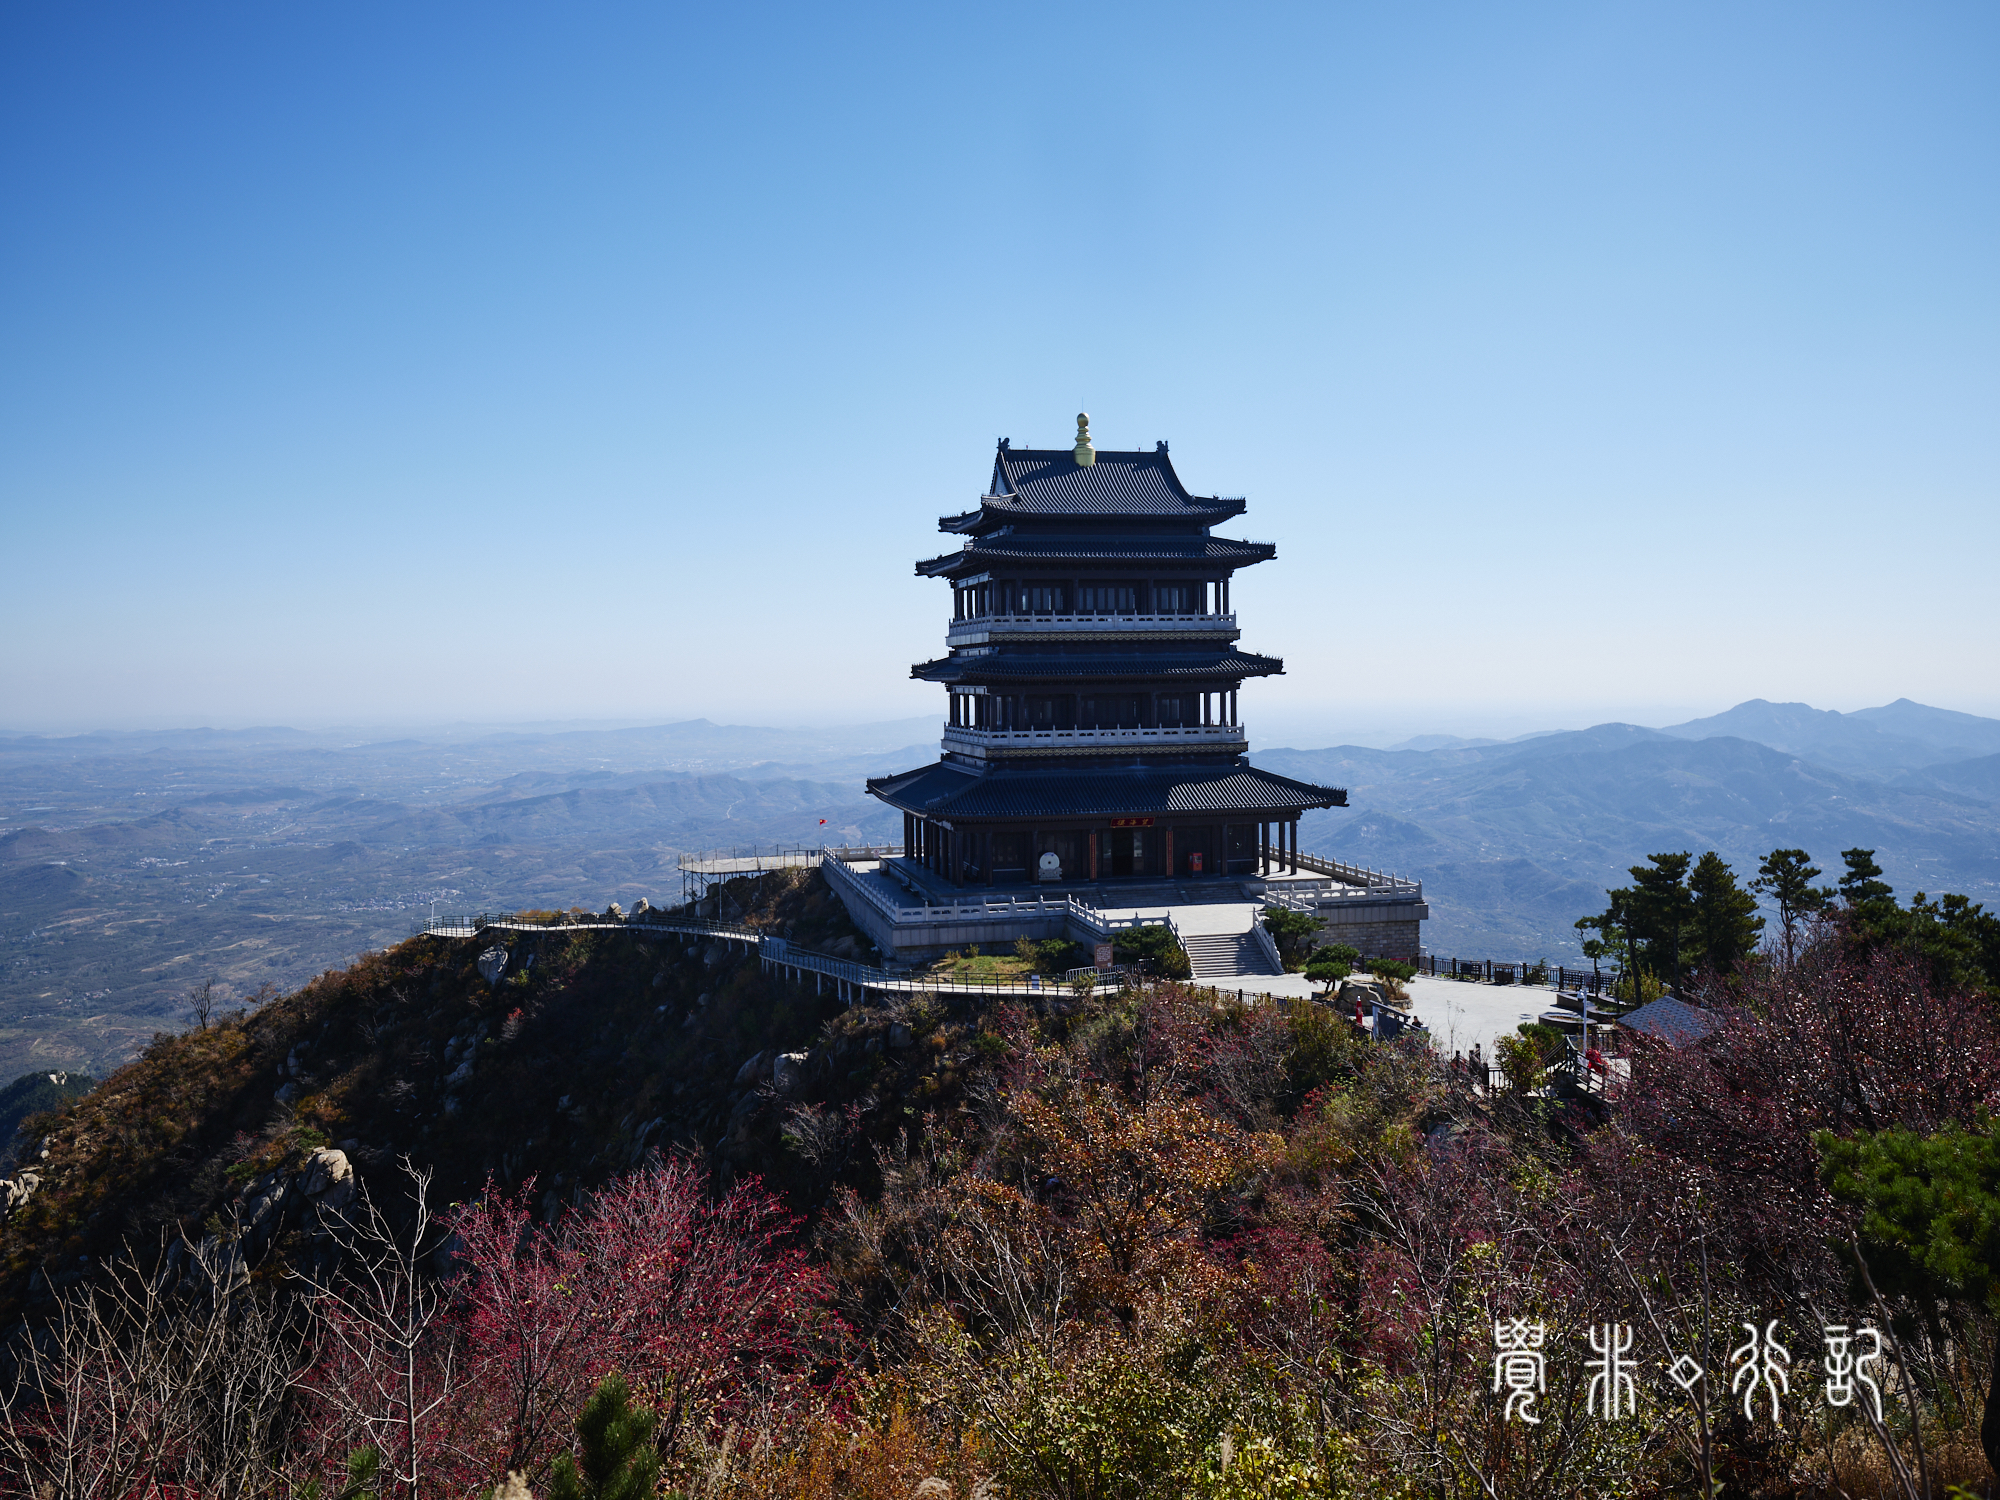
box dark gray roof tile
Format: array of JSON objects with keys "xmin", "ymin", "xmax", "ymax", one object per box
[
  {"xmin": 917, "ymin": 534, "xmax": 1274, "ymax": 577},
  {"xmin": 939, "ymin": 447, "xmax": 1247, "ymax": 534},
  {"xmin": 1617, "ymin": 996, "xmax": 1719, "ymax": 1048},
  {"xmin": 866, "ymin": 761, "xmax": 1346, "ymax": 819}
]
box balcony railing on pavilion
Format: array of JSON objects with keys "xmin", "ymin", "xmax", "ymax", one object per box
[
  {"xmin": 946, "ymin": 610, "xmax": 1237, "ymax": 645},
  {"xmin": 941, "ymin": 723, "xmax": 1247, "ymax": 755}
]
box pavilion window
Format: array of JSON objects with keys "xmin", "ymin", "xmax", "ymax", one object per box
[
  {"xmin": 1077, "ymin": 582, "xmax": 1137, "ymax": 615},
  {"xmin": 1157, "ymin": 692, "xmax": 1197, "ymax": 727},
  {"xmin": 1015, "ymin": 584, "xmax": 1067, "ymax": 614},
  {"xmin": 1079, "ymin": 694, "xmax": 1141, "ymax": 729},
  {"xmin": 1153, "ymin": 583, "xmax": 1196, "ymax": 614}
]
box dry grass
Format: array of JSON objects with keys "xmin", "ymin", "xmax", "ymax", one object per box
[{"xmin": 674, "ymin": 1395, "xmax": 992, "ymax": 1500}]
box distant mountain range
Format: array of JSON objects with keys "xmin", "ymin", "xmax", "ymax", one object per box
[
  {"xmin": 1259, "ymin": 699, "xmax": 2000, "ymax": 960},
  {"xmin": 4, "ymin": 699, "xmax": 1997, "ymax": 1075},
  {"xmin": 1659, "ymin": 697, "xmax": 2000, "ymax": 775}
]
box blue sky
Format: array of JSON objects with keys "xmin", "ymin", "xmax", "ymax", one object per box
[{"xmin": 4, "ymin": 3, "xmax": 1995, "ymax": 744}]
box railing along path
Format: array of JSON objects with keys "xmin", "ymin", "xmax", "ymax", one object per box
[
  {"xmin": 414, "ymin": 909, "xmax": 1315, "ymax": 1008},
  {"xmin": 414, "ymin": 909, "xmax": 1149, "ymax": 1002}
]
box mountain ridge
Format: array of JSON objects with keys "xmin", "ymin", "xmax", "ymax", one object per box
[{"xmin": 1259, "ymin": 720, "xmax": 2000, "ymax": 959}]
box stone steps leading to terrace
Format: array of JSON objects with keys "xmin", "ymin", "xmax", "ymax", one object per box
[{"xmin": 1181, "ymin": 929, "xmax": 1284, "ymax": 980}]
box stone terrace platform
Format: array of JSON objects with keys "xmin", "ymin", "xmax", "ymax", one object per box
[{"xmin": 824, "ymin": 846, "xmax": 1427, "ymax": 973}]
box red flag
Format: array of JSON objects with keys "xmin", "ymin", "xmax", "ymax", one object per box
[{"xmin": 818, "ymin": 818, "xmax": 827, "ymax": 825}]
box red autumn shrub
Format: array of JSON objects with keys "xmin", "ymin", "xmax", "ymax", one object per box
[{"xmin": 445, "ymin": 1156, "xmax": 838, "ymax": 1489}]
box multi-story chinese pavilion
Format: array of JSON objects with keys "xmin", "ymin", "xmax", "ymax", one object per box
[{"xmin": 866, "ymin": 416, "xmax": 1347, "ymax": 890}]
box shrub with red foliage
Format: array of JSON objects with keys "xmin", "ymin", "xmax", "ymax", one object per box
[
  {"xmin": 444, "ymin": 1156, "xmax": 839, "ymax": 1489},
  {"xmin": 1618, "ymin": 946, "xmax": 2000, "ymax": 1281}
]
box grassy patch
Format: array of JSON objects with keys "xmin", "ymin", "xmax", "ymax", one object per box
[{"xmin": 931, "ymin": 949, "xmax": 1034, "ymax": 982}]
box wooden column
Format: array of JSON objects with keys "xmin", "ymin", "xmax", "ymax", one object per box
[
  {"xmin": 1164, "ymin": 827, "xmax": 1175, "ymax": 880},
  {"xmin": 1089, "ymin": 829, "xmax": 1099, "ymax": 881}
]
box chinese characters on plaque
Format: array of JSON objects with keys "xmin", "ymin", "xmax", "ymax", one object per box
[{"xmin": 1491, "ymin": 1319, "xmax": 1890, "ymax": 1425}]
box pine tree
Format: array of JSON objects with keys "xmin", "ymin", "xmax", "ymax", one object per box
[
  {"xmin": 1751, "ymin": 849, "xmax": 1833, "ymax": 968},
  {"xmin": 1688, "ymin": 851, "xmax": 1762, "ymax": 979},
  {"xmin": 1629, "ymin": 852, "xmax": 1696, "ymax": 996},
  {"xmin": 1838, "ymin": 847, "xmax": 1895, "ymax": 912},
  {"xmin": 1820, "ymin": 1122, "xmax": 2000, "ymax": 1481},
  {"xmin": 1578, "ymin": 888, "xmax": 1649, "ymax": 1001},
  {"xmin": 545, "ymin": 1374, "xmax": 659, "ymax": 1500}
]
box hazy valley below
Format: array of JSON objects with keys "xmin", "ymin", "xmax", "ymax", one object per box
[
  {"xmin": 3, "ymin": 698, "xmax": 1997, "ymax": 1078},
  {"xmin": 0, "ymin": 720, "xmax": 923, "ymax": 1078}
]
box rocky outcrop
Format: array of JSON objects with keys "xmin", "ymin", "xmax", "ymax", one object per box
[
  {"xmin": 442, "ymin": 1021, "xmax": 488, "ymax": 1114},
  {"xmin": 0, "ymin": 1169, "xmax": 41, "ymax": 1221},
  {"xmin": 478, "ymin": 946, "xmax": 509, "ymax": 986},
  {"xmin": 170, "ymin": 1146, "xmax": 359, "ymax": 1298},
  {"xmin": 299, "ymin": 1147, "xmax": 355, "ymax": 1214}
]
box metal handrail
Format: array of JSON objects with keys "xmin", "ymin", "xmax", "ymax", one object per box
[
  {"xmin": 941, "ymin": 724, "xmax": 1245, "ymax": 744},
  {"xmin": 674, "ymin": 844, "xmax": 898, "ymax": 871},
  {"xmin": 1260, "ymin": 846, "xmax": 1423, "ymax": 898},
  {"xmin": 415, "ymin": 911, "xmax": 763, "ymax": 941},
  {"xmin": 820, "ymin": 849, "xmax": 1164, "ymax": 938},
  {"xmin": 1063, "ymin": 964, "xmax": 1133, "ymax": 985},
  {"xmin": 948, "ymin": 610, "xmax": 1238, "ymax": 629},
  {"xmin": 417, "ymin": 910, "xmax": 1311, "ymax": 1008}
]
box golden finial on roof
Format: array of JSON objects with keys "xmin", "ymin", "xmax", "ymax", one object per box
[{"xmin": 1073, "ymin": 412, "xmax": 1095, "ymax": 466}]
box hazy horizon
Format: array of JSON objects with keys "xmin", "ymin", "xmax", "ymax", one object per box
[{"xmin": 6, "ymin": 692, "xmax": 1996, "ymax": 756}]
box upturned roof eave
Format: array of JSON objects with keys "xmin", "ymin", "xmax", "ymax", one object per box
[
  {"xmin": 916, "ymin": 535, "xmax": 1276, "ymax": 577},
  {"xmin": 865, "ymin": 758, "xmax": 1349, "ymax": 819},
  {"xmin": 909, "ymin": 651, "xmax": 1287, "ymax": 683},
  {"xmin": 935, "ymin": 495, "xmax": 1248, "ymax": 537}
]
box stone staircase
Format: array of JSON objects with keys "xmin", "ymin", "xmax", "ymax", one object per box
[{"xmin": 1181, "ymin": 928, "xmax": 1284, "ymax": 980}]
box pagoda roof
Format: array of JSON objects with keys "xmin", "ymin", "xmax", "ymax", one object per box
[
  {"xmin": 916, "ymin": 533, "xmax": 1275, "ymax": 579},
  {"xmin": 911, "ymin": 648, "xmax": 1283, "ymax": 684},
  {"xmin": 939, "ymin": 445, "xmax": 1246, "ymax": 536},
  {"xmin": 867, "ymin": 759, "xmax": 1347, "ymax": 820}
]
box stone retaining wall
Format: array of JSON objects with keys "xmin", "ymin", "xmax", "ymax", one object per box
[{"xmin": 1310, "ymin": 899, "xmax": 1428, "ymax": 964}]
